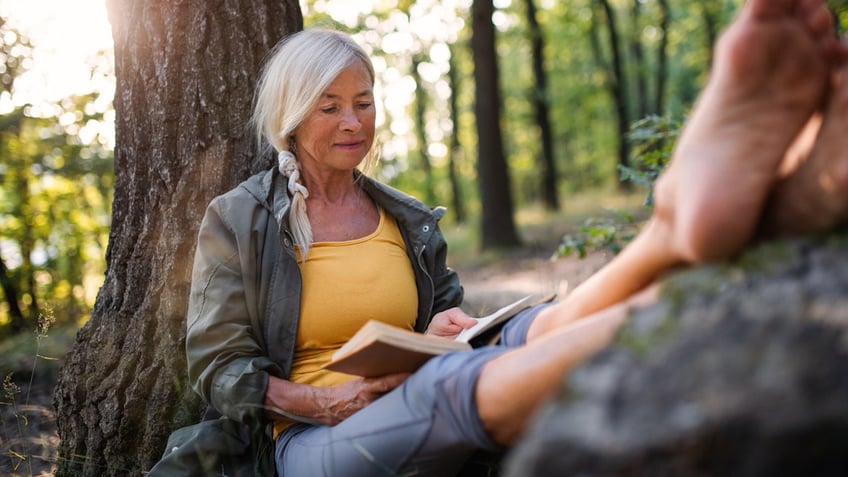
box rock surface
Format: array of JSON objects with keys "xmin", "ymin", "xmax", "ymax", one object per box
[{"xmin": 505, "ymin": 233, "xmax": 848, "ymax": 476}]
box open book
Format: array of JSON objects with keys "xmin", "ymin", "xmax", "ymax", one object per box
[{"xmin": 323, "ymin": 295, "xmax": 540, "ymax": 377}]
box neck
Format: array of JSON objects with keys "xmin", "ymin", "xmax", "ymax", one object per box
[{"xmin": 302, "ymin": 171, "xmax": 361, "ymax": 206}]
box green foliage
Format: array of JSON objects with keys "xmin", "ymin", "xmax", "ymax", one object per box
[
  {"xmin": 620, "ymin": 114, "xmax": 680, "ymax": 205},
  {"xmin": 0, "ymin": 16, "xmax": 114, "ymax": 337},
  {"xmin": 555, "ymin": 210, "xmax": 637, "ymax": 258},
  {"xmin": 555, "ymin": 113, "xmax": 680, "ymax": 259}
]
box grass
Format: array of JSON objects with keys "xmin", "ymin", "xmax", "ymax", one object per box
[
  {"xmin": 0, "ymin": 322, "xmax": 77, "ymax": 379},
  {"xmin": 1, "ymin": 312, "xmax": 76, "ymax": 476}
]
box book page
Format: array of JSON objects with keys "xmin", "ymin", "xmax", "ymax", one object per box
[{"xmin": 455, "ymin": 295, "xmax": 532, "ymax": 343}]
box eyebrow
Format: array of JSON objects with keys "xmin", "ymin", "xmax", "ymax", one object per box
[{"xmin": 322, "ymin": 90, "xmax": 373, "ymax": 100}]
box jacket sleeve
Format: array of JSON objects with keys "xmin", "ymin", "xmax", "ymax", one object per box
[{"xmin": 185, "ymin": 196, "xmax": 281, "ymax": 424}]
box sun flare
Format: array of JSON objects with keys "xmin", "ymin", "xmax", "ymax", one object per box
[{"xmin": 0, "ymin": 0, "xmax": 113, "ymax": 106}]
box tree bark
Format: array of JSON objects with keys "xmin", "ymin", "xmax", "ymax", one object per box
[
  {"xmin": 471, "ymin": 0, "xmax": 520, "ymax": 249},
  {"xmin": 53, "ymin": 1, "xmax": 302, "ymax": 475},
  {"xmin": 523, "ymin": 0, "xmax": 559, "ymax": 211}
]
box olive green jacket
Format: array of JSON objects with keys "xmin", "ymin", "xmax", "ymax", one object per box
[{"xmin": 185, "ymin": 167, "xmax": 464, "ymax": 426}]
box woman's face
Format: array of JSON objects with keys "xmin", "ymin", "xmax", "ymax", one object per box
[{"xmin": 294, "ymin": 61, "xmax": 376, "ymax": 176}]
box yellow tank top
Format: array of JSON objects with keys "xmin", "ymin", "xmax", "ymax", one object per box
[{"xmin": 274, "ymin": 208, "xmax": 418, "ymax": 436}]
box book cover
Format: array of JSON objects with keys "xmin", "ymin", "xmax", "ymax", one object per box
[{"xmin": 324, "ymin": 295, "xmax": 542, "ymax": 377}]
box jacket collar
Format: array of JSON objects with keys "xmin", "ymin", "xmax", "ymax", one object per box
[{"xmin": 356, "ymin": 170, "xmax": 443, "ymax": 247}]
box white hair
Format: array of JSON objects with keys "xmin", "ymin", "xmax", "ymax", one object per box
[{"xmin": 251, "ymin": 29, "xmax": 376, "ymax": 260}]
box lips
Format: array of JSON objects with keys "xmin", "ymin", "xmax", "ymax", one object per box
[{"xmin": 335, "ymin": 140, "xmax": 365, "ymax": 149}]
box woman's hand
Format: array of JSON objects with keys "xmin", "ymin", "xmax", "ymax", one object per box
[
  {"xmin": 264, "ymin": 373, "xmax": 408, "ymax": 426},
  {"xmin": 311, "ymin": 374, "xmax": 409, "ymax": 425},
  {"xmin": 424, "ymin": 307, "xmax": 478, "ymax": 339}
]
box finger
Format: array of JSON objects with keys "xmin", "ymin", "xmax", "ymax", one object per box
[
  {"xmin": 446, "ymin": 309, "xmax": 478, "ymax": 328},
  {"xmin": 456, "ymin": 315, "xmax": 480, "ymax": 328},
  {"xmin": 373, "ymin": 373, "xmax": 410, "ymax": 391}
]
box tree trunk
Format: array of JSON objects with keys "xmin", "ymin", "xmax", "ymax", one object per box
[
  {"xmin": 52, "ymin": 1, "xmax": 302, "ymax": 475},
  {"xmin": 411, "ymin": 53, "xmax": 436, "ymax": 206},
  {"xmin": 698, "ymin": 0, "xmax": 720, "ymax": 67},
  {"xmin": 596, "ymin": 0, "xmax": 632, "ymax": 189},
  {"xmin": 446, "ymin": 42, "xmax": 467, "ymax": 224},
  {"xmin": 19, "ymin": 163, "xmax": 39, "ymax": 323},
  {"xmin": 629, "ymin": 0, "xmax": 648, "ymax": 120},
  {"xmin": 523, "ymin": 0, "xmax": 558, "ymax": 211},
  {"xmin": 654, "ymin": 0, "xmax": 671, "ymax": 115},
  {"xmin": 0, "ymin": 253, "xmax": 25, "ymax": 333},
  {"xmin": 471, "ymin": 0, "xmax": 521, "ymax": 249}
]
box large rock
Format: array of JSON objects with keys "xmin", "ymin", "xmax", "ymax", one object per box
[{"xmin": 505, "ymin": 233, "xmax": 848, "ymax": 476}]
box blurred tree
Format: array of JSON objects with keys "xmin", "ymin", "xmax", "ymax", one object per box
[
  {"xmin": 446, "ymin": 39, "xmax": 468, "ymax": 224},
  {"xmin": 591, "ymin": 0, "xmax": 633, "ymax": 189},
  {"xmin": 411, "ymin": 52, "xmax": 436, "ymax": 205},
  {"xmin": 655, "ymin": 0, "xmax": 671, "ymax": 114},
  {"xmin": 52, "ymin": 1, "xmax": 302, "ymax": 475},
  {"xmin": 630, "ymin": 0, "xmax": 649, "ymax": 120},
  {"xmin": 696, "ymin": 0, "xmax": 723, "ymax": 66},
  {"xmin": 523, "ymin": 0, "xmax": 559, "ymax": 211},
  {"xmin": 472, "ymin": 0, "xmax": 521, "ymax": 249}
]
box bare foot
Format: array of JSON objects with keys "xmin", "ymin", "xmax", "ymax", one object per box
[
  {"xmin": 653, "ymin": 0, "xmax": 838, "ymax": 263},
  {"xmin": 760, "ymin": 65, "xmax": 848, "ymax": 236}
]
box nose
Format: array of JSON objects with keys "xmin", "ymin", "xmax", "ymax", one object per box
[{"xmin": 340, "ymin": 108, "xmax": 361, "ymax": 133}]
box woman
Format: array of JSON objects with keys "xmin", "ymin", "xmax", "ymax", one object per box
[{"xmin": 180, "ymin": 28, "xmax": 551, "ymax": 476}]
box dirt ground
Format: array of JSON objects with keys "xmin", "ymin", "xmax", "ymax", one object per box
[
  {"xmin": 458, "ymin": 250, "xmax": 611, "ymax": 314},
  {"xmin": 0, "ymin": 247, "xmax": 612, "ymax": 477},
  {"xmin": 1, "ymin": 377, "xmax": 60, "ymax": 476}
]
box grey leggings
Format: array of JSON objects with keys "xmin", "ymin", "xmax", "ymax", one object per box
[{"xmin": 275, "ymin": 303, "xmax": 549, "ymax": 477}]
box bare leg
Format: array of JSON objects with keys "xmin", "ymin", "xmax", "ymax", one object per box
[
  {"xmin": 480, "ymin": 0, "xmax": 842, "ymax": 446},
  {"xmin": 477, "ymin": 287, "xmax": 657, "ymax": 445},
  {"xmin": 760, "ymin": 65, "xmax": 848, "ymax": 236}
]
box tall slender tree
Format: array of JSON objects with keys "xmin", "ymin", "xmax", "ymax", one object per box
[
  {"xmin": 523, "ymin": 0, "xmax": 558, "ymax": 211},
  {"xmin": 594, "ymin": 0, "xmax": 632, "ymax": 189},
  {"xmin": 654, "ymin": 0, "xmax": 671, "ymax": 115},
  {"xmin": 53, "ymin": 2, "xmax": 302, "ymax": 475},
  {"xmin": 629, "ymin": 0, "xmax": 649, "ymax": 119},
  {"xmin": 471, "ymin": 0, "xmax": 520, "ymax": 249},
  {"xmin": 697, "ymin": 0, "xmax": 723, "ymax": 66},
  {"xmin": 446, "ymin": 41, "xmax": 467, "ymax": 224},
  {"xmin": 410, "ymin": 52, "xmax": 437, "ymax": 206}
]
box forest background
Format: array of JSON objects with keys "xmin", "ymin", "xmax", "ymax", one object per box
[
  {"xmin": 10, "ymin": 0, "xmax": 846, "ymax": 339},
  {"xmin": 2, "ymin": 0, "xmax": 848, "ymax": 475}
]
